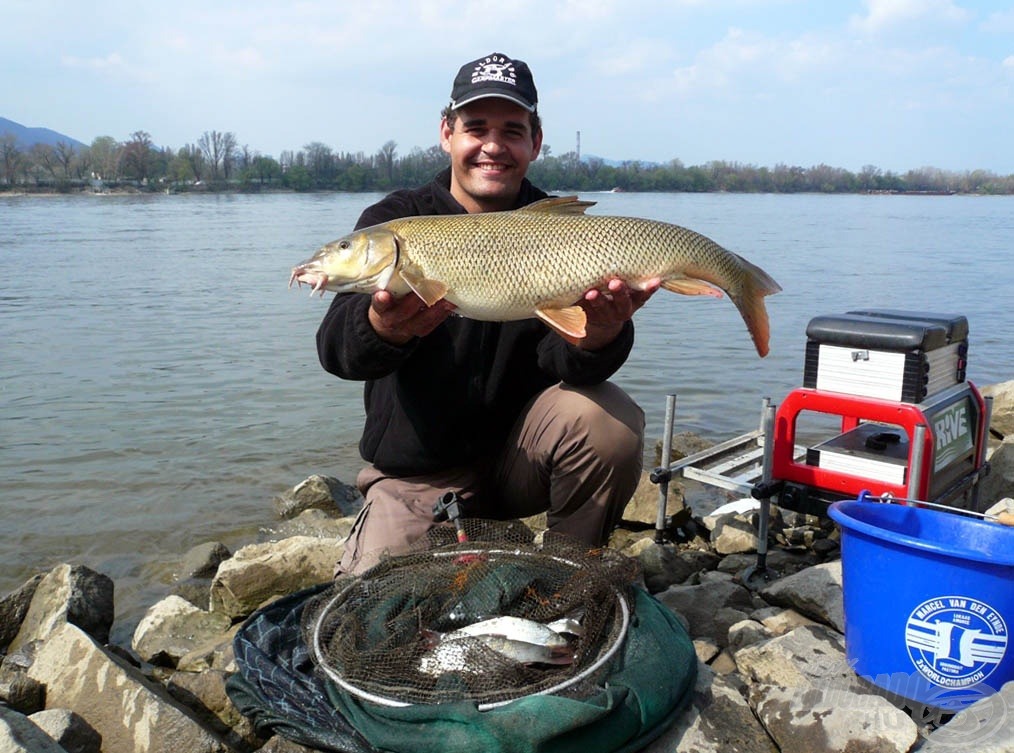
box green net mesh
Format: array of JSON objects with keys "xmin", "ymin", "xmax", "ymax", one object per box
[{"xmin": 301, "ymin": 519, "xmax": 642, "ymax": 708}]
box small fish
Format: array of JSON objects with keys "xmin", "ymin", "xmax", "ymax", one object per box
[
  {"xmin": 289, "ymin": 196, "xmax": 781, "ymax": 356},
  {"xmin": 418, "ymin": 634, "xmax": 574, "ymax": 676},
  {"xmin": 417, "ymin": 615, "xmax": 577, "ymax": 676},
  {"xmin": 545, "ymin": 616, "xmax": 585, "ymax": 638},
  {"xmin": 446, "ymin": 615, "xmax": 570, "ymax": 647}
]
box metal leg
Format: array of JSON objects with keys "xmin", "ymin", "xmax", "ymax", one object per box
[
  {"xmin": 654, "ymin": 394, "xmax": 677, "ymax": 544},
  {"xmin": 742, "ymin": 399, "xmax": 782, "ymax": 590}
]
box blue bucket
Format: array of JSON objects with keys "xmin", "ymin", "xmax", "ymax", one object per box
[{"xmin": 829, "ymin": 496, "xmax": 1013, "ymax": 711}]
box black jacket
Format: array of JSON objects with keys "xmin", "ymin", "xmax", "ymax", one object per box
[{"xmin": 316, "ymin": 168, "xmax": 634, "ymax": 475}]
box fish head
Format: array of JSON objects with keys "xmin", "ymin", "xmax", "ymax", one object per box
[{"xmin": 289, "ymin": 228, "xmax": 400, "ymax": 296}]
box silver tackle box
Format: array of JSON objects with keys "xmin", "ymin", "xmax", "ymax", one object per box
[{"xmin": 802, "ymin": 309, "xmax": 968, "ymax": 403}]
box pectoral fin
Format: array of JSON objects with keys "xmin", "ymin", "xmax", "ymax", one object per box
[
  {"xmin": 536, "ymin": 305, "xmax": 587, "ymax": 341},
  {"xmin": 399, "ymin": 269, "xmax": 449, "ymax": 307},
  {"xmin": 661, "ymin": 278, "xmax": 724, "ymax": 298}
]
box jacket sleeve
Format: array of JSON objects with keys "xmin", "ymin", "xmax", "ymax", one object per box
[
  {"xmin": 316, "ymin": 292, "xmax": 418, "ymax": 380},
  {"xmin": 536, "ymin": 320, "xmax": 635, "ymax": 386}
]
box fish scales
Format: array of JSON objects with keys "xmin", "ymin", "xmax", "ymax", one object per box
[
  {"xmin": 385, "ymin": 213, "xmax": 734, "ymax": 317},
  {"xmin": 289, "ymin": 196, "xmax": 782, "ymax": 356}
]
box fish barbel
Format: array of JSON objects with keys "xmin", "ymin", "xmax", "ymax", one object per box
[{"xmin": 289, "ymin": 196, "xmax": 782, "ymax": 356}]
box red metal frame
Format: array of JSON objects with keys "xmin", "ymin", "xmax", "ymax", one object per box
[{"xmin": 771, "ymin": 385, "xmax": 987, "ymax": 501}]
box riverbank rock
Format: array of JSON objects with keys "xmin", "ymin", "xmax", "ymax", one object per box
[
  {"xmin": 25, "ymin": 622, "xmax": 229, "ymax": 752},
  {"xmin": 3, "ymin": 392, "xmax": 1013, "ymax": 752},
  {"xmin": 981, "ymin": 379, "xmax": 1014, "ymax": 440},
  {"xmin": 979, "ymin": 435, "xmax": 1014, "ymax": 507},
  {"xmin": 27, "ymin": 709, "xmax": 102, "ymax": 753},
  {"xmin": 0, "ymin": 705, "xmax": 71, "ymax": 753},
  {"xmin": 131, "ymin": 595, "xmax": 233, "ymax": 667},
  {"xmin": 8, "ymin": 564, "xmax": 114, "ymax": 653},
  {"xmin": 209, "ymin": 535, "xmax": 344, "ymax": 619},
  {"xmin": 271, "ymin": 474, "xmax": 362, "ymax": 520},
  {"xmin": 980, "ymin": 380, "xmax": 1014, "ymax": 505}
]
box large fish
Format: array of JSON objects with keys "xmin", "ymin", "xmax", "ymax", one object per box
[{"xmin": 289, "ymin": 196, "xmax": 781, "ymax": 356}]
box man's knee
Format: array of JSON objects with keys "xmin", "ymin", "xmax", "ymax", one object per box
[{"xmin": 545, "ymin": 383, "xmax": 644, "ymax": 463}]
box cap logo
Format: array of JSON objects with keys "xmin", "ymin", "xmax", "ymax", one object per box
[{"xmin": 472, "ymin": 55, "xmax": 517, "ymax": 88}]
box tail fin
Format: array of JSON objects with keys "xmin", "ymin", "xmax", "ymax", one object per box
[{"xmin": 731, "ymin": 254, "xmax": 782, "ymax": 358}]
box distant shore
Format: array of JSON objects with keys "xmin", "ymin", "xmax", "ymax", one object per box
[{"xmin": 1, "ymin": 185, "xmax": 1003, "ymax": 198}]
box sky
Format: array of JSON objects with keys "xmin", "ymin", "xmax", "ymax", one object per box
[{"xmin": 3, "ymin": 0, "xmax": 1013, "ymax": 174}]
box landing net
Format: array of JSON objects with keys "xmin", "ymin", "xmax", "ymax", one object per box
[{"xmin": 302, "ymin": 520, "xmax": 640, "ymax": 709}]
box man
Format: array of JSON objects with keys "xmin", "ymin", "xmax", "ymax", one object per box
[{"xmin": 317, "ymin": 52, "xmax": 659, "ymax": 575}]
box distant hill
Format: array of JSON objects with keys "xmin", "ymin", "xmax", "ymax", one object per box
[{"xmin": 0, "ymin": 117, "xmax": 88, "ymax": 150}]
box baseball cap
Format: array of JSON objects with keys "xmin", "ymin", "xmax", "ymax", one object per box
[{"xmin": 449, "ymin": 53, "xmax": 538, "ymax": 112}]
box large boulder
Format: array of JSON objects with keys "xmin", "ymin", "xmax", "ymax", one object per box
[
  {"xmin": 978, "ymin": 438, "xmax": 1014, "ymax": 506},
  {"xmin": 758, "ymin": 560, "xmax": 844, "ymax": 632},
  {"xmin": 749, "ymin": 683, "xmax": 918, "ymax": 753},
  {"xmin": 919, "ymin": 680, "xmax": 1014, "ymax": 752},
  {"xmin": 131, "ymin": 595, "xmax": 232, "ymax": 667},
  {"xmin": 0, "ymin": 575, "xmax": 43, "ymax": 653},
  {"xmin": 734, "ymin": 624, "xmax": 860, "ymax": 692},
  {"xmin": 981, "ymin": 380, "xmax": 1014, "ymax": 439},
  {"xmin": 656, "ymin": 572, "xmax": 758, "ymax": 647},
  {"xmin": 209, "ymin": 536, "xmax": 343, "ymax": 619},
  {"xmin": 28, "ymin": 708, "xmax": 102, "ymax": 753},
  {"xmin": 8, "ymin": 565, "xmax": 114, "ymax": 653},
  {"xmin": 25, "ymin": 622, "xmax": 229, "ymax": 753},
  {"xmin": 643, "ymin": 663, "xmax": 778, "ymax": 753},
  {"xmin": 0, "ymin": 705, "xmax": 68, "ymax": 753},
  {"xmin": 272, "ymin": 474, "xmax": 362, "ymax": 519}
]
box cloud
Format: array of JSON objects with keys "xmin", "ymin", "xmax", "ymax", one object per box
[
  {"xmin": 850, "ymin": 0, "xmax": 970, "ymax": 35},
  {"xmin": 982, "ymin": 9, "xmax": 1014, "ymax": 33},
  {"xmin": 61, "ymin": 52, "xmax": 127, "ymax": 71}
]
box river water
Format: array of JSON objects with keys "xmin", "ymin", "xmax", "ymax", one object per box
[{"xmin": 2, "ymin": 191, "xmax": 1011, "ymax": 638}]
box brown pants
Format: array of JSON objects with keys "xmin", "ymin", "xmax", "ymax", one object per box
[{"xmin": 336, "ymin": 382, "xmax": 645, "ymax": 575}]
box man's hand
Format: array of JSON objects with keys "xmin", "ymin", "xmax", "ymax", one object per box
[
  {"xmin": 575, "ymin": 278, "xmax": 661, "ymax": 350},
  {"xmin": 368, "ymin": 290, "xmax": 456, "ymax": 345}
]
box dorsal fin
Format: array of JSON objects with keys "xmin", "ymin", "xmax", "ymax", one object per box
[{"xmin": 518, "ymin": 196, "xmax": 597, "ymax": 216}]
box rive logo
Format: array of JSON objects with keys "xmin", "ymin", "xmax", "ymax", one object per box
[
  {"xmin": 905, "ymin": 596, "xmax": 1008, "ymax": 689},
  {"xmin": 932, "ymin": 400, "xmax": 973, "ymax": 469}
]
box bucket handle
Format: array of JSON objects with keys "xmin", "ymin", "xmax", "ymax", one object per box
[{"xmin": 858, "ymin": 490, "xmax": 1012, "ymax": 525}]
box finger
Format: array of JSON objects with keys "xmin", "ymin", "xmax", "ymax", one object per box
[{"xmin": 371, "ymin": 289, "xmax": 396, "ymax": 312}]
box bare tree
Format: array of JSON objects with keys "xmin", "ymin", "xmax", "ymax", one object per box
[
  {"xmin": 1, "ymin": 134, "xmax": 24, "ymax": 185},
  {"xmin": 30, "ymin": 143, "xmax": 59, "ymax": 180},
  {"xmin": 303, "ymin": 142, "xmax": 335, "ymax": 184},
  {"xmin": 54, "ymin": 141, "xmax": 77, "ymax": 178},
  {"xmin": 198, "ymin": 130, "xmax": 238, "ymax": 181},
  {"xmin": 376, "ymin": 140, "xmax": 397, "ymax": 185}
]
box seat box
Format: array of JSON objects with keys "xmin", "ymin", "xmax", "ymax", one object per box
[
  {"xmin": 806, "ymin": 423, "xmax": 909, "ymax": 486},
  {"xmin": 803, "ymin": 310, "xmax": 968, "ymax": 403}
]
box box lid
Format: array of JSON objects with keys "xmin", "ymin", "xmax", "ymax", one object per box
[
  {"xmin": 845, "ymin": 309, "xmax": 969, "ymax": 343},
  {"xmin": 805, "ymin": 311, "xmax": 965, "ymax": 351}
]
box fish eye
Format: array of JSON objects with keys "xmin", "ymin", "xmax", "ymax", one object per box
[{"xmin": 339, "ymin": 240, "xmax": 351, "ymax": 250}]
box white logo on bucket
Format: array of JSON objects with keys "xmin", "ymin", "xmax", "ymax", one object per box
[{"xmin": 905, "ymin": 596, "xmax": 1008, "ymax": 689}]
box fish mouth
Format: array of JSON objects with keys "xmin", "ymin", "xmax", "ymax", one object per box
[{"xmin": 288, "ymin": 265, "xmax": 330, "ymax": 297}]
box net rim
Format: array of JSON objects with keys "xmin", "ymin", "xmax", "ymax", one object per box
[{"xmin": 309, "ymin": 546, "xmax": 632, "ymax": 709}]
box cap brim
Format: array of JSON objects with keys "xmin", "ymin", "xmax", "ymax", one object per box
[{"xmin": 451, "ymin": 90, "xmax": 535, "ymax": 112}]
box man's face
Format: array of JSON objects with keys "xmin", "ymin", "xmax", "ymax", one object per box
[{"xmin": 440, "ymin": 98, "xmax": 543, "ymax": 214}]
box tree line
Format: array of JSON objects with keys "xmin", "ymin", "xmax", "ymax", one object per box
[{"xmin": 2, "ymin": 129, "xmax": 1012, "ymax": 195}]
